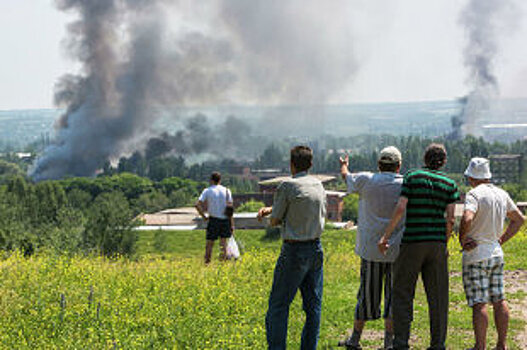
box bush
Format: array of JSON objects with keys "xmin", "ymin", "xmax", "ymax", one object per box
[
  {"xmin": 83, "ymin": 192, "xmax": 139, "ymax": 257},
  {"xmin": 342, "ymin": 194, "xmax": 359, "ymax": 222},
  {"xmin": 236, "ymin": 200, "xmax": 265, "ymax": 213},
  {"xmin": 502, "ymin": 183, "xmax": 527, "ymax": 202},
  {"xmin": 134, "ymin": 190, "xmax": 169, "ymax": 214},
  {"xmin": 66, "ymin": 188, "xmax": 93, "ymax": 210},
  {"xmin": 168, "ymin": 188, "xmax": 194, "ymax": 208},
  {"xmin": 262, "ymin": 226, "xmax": 281, "ymax": 241}
]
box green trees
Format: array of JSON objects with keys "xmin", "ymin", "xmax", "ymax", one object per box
[
  {"xmin": 236, "ymin": 200, "xmax": 265, "ymax": 213},
  {"xmin": 0, "ymin": 176, "xmax": 141, "ymax": 256},
  {"xmin": 84, "ymin": 192, "xmax": 138, "ymax": 256},
  {"xmin": 342, "ymin": 194, "xmax": 359, "ymax": 223},
  {"xmin": 0, "ymin": 172, "xmax": 210, "ymax": 257}
]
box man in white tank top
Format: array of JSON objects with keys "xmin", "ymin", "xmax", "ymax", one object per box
[
  {"xmin": 195, "ymin": 172, "xmax": 234, "ymax": 264},
  {"xmin": 459, "ymin": 157, "xmax": 525, "ymax": 350}
]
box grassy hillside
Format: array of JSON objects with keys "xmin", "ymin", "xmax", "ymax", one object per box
[{"xmin": 0, "ymin": 229, "xmax": 525, "ymax": 349}]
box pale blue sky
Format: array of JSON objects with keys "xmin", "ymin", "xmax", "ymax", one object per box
[{"xmin": 0, "ymin": 0, "xmax": 526, "ymax": 110}]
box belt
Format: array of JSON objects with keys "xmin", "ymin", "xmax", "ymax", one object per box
[{"xmin": 283, "ymin": 238, "xmax": 320, "ymax": 244}]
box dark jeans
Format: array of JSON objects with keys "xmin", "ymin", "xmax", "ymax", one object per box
[
  {"xmin": 266, "ymin": 240, "xmax": 324, "ymax": 350},
  {"xmin": 392, "ymin": 242, "xmax": 449, "ymax": 350}
]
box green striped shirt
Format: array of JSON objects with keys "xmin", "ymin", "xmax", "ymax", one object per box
[{"xmin": 400, "ymin": 168, "xmax": 459, "ymax": 243}]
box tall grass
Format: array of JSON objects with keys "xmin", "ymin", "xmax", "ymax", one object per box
[{"xmin": 0, "ymin": 229, "xmax": 525, "ymax": 349}]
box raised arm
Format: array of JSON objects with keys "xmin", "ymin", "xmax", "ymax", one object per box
[{"xmin": 339, "ymin": 154, "xmax": 350, "ymax": 180}]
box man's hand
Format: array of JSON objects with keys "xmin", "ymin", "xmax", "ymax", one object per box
[
  {"xmin": 339, "ymin": 154, "xmax": 349, "ymax": 167},
  {"xmin": 257, "ymin": 207, "xmax": 272, "ymax": 222},
  {"xmin": 378, "ymin": 235, "xmax": 390, "ymax": 255},
  {"xmin": 461, "ymin": 236, "xmax": 477, "ymax": 252}
]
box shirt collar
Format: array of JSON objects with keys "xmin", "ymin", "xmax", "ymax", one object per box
[{"xmin": 293, "ymin": 171, "xmax": 308, "ymax": 178}]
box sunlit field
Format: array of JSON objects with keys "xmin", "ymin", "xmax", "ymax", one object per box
[{"xmin": 0, "ymin": 229, "xmax": 525, "ymax": 349}]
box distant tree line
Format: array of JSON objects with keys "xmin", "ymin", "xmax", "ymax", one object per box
[
  {"xmin": 0, "ymin": 173, "xmax": 208, "ymax": 257},
  {"xmin": 100, "ymin": 134, "xmax": 527, "ymax": 183}
]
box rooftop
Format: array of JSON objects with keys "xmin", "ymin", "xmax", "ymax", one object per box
[
  {"xmin": 259, "ymin": 174, "xmax": 336, "ymax": 186},
  {"xmin": 489, "ymin": 154, "xmax": 522, "ymax": 160}
]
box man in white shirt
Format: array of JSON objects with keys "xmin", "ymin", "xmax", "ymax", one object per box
[
  {"xmin": 459, "ymin": 157, "xmax": 525, "ymax": 350},
  {"xmin": 195, "ymin": 172, "xmax": 234, "ymax": 264}
]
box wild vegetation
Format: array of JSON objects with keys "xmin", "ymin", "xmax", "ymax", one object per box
[{"xmin": 0, "ymin": 228, "xmax": 525, "ymax": 349}]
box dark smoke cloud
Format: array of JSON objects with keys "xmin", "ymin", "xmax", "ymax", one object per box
[
  {"xmin": 458, "ymin": 0, "xmax": 519, "ymax": 135},
  {"xmin": 32, "ymin": 0, "xmax": 359, "ymax": 180},
  {"xmin": 143, "ymin": 114, "xmax": 254, "ymax": 160}
]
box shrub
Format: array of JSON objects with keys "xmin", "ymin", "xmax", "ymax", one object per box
[
  {"xmin": 83, "ymin": 191, "xmax": 139, "ymax": 257},
  {"xmin": 342, "ymin": 193, "xmax": 359, "ymax": 222},
  {"xmin": 262, "ymin": 226, "xmax": 281, "ymax": 241},
  {"xmin": 236, "ymin": 200, "xmax": 265, "ymax": 213},
  {"xmin": 134, "ymin": 190, "xmax": 169, "ymax": 214}
]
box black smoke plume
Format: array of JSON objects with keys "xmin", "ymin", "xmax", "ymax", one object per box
[
  {"xmin": 458, "ymin": 0, "xmax": 519, "ymax": 136},
  {"xmin": 32, "ymin": 0, "xmax": 358, "ymax": 180}
]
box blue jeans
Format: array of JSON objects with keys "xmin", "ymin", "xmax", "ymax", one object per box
[{"xmin": 266, "ymin": 240, "xmax": 324, "ymax": 350}]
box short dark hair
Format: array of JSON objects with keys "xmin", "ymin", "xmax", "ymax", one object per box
[
  {"xmin": 290, "ymin": 145, "xmax": 313, "ymax": 173},
  {"xmin": 378, "ymin": 161, "xmax": 399, "ymax": 172},
  {"xmin": 210, "ymin": 171, "xmax": 221, "ymax": 184},
  {"xmin": 424, "ymin": 143, "xmax": 447, "ymax": 170}
]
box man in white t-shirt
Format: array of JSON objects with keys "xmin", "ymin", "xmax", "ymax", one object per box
[
  {"xmin": 459, "ymin": 157, "xmax": 525, "ymax": 350},
  {"xmin": 195, "ymin": 172, "xmax": 234, "ymax": 264}
]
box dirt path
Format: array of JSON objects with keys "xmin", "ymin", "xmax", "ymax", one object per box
[
  {"xmin": 338, "ymin": 270, "xmax": 527, "ymax": 349},
  {"xmin": 504, "ymin": 270, "xmax": 527, "ymax": 348}
]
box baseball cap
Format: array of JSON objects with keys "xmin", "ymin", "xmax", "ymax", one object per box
[
  {"xmin": 379, "ymin": 146, "xmax": 402, "ymax": 164},
  {"xmin": 464, "ymin": 157, "xmax": 492, "ymax": 179}
]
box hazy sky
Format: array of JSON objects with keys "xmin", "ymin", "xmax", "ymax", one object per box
[{"xmin": 0, "ymin": 0, "xmax": 526, "ymax": 110}]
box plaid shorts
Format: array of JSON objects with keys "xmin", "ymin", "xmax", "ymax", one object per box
[
  {"xmin": 462, "ymin": 256, "xmax": 505, "ymax": 307},
  {"xmin": 355, "ymin": 259, "xmax": 393, "ymax": 320}
]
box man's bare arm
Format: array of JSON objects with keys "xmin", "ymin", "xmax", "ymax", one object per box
[
  {"xmin": 445, "ymin": 203, "xmax": 456, "ymax": 242},
  {"xmin": 378, "ymin": 196, "xmax": 408, "ymax": 254},
  {"xmin": 339, "ymin": 154, "xmax": 349, "ymax": 181},
  {"xmin": 459, "ymin": 209, "xmax": 477, "ymax": 251},
  {"xmin": 195, "ymin": 201, "xmax": 208, "ymax": 221},
  {"xmin": 499, "ymin": 209, "xmax": 525, "ymax": 245},
  {"xmin": 257, "ymin": 207, "xmax": 281, "ymax": 226}
]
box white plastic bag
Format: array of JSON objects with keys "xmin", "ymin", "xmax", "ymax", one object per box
[{"xmin": 226, "ymin": 236, "xmax": 240, "ymax": 260}]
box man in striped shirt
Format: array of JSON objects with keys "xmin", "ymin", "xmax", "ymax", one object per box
[{"xmin": 378, "ymin": 143, "xmax": 459, "ymax": 350}]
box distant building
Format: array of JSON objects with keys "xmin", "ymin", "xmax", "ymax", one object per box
[
  {"xmin": 325, "ymin": 190, "xmax": 347, "ymax": 222},
  {"xmin": 482, "ymin": 124, "xmax": 527, "ymax": 143},
  {"xmin": 257, "ymin": 175, "xmax": 346, "ymax": 221},
  {"xmin": 517, "ymin": 202, "xmax": 527, "ymax": 214},
  {"xmin": 258, "ymin": 174, "xmax": 336, "ymax": 193},
  {"xmin": 489, "ymin": 154, "xmax": 523, "ymax": 184},
  {"xmin": 137, "ymin": 206, "xmax": 269, "ymax": 230}
]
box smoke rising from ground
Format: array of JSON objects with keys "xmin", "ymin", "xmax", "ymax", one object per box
[
  {"xmin": 458, "ymin": 0, "xmax": 519, "ymax": 136},
  {"xmin": 31, "ymin": 0, "xmax": 358, "ymax": 180}
]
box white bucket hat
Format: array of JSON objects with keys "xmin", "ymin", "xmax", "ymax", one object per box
[{"xmin": 464, "ymin": 157, "xmax": 492, "ymax": 179}]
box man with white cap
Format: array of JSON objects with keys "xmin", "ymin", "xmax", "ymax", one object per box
[
  {"xmin": 337, "ymin": 146, "xmax": 404, "ymax": 350},
  {"xmin": 459, "ymin": 157, "xmax": 525, "ymax": 350}
]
